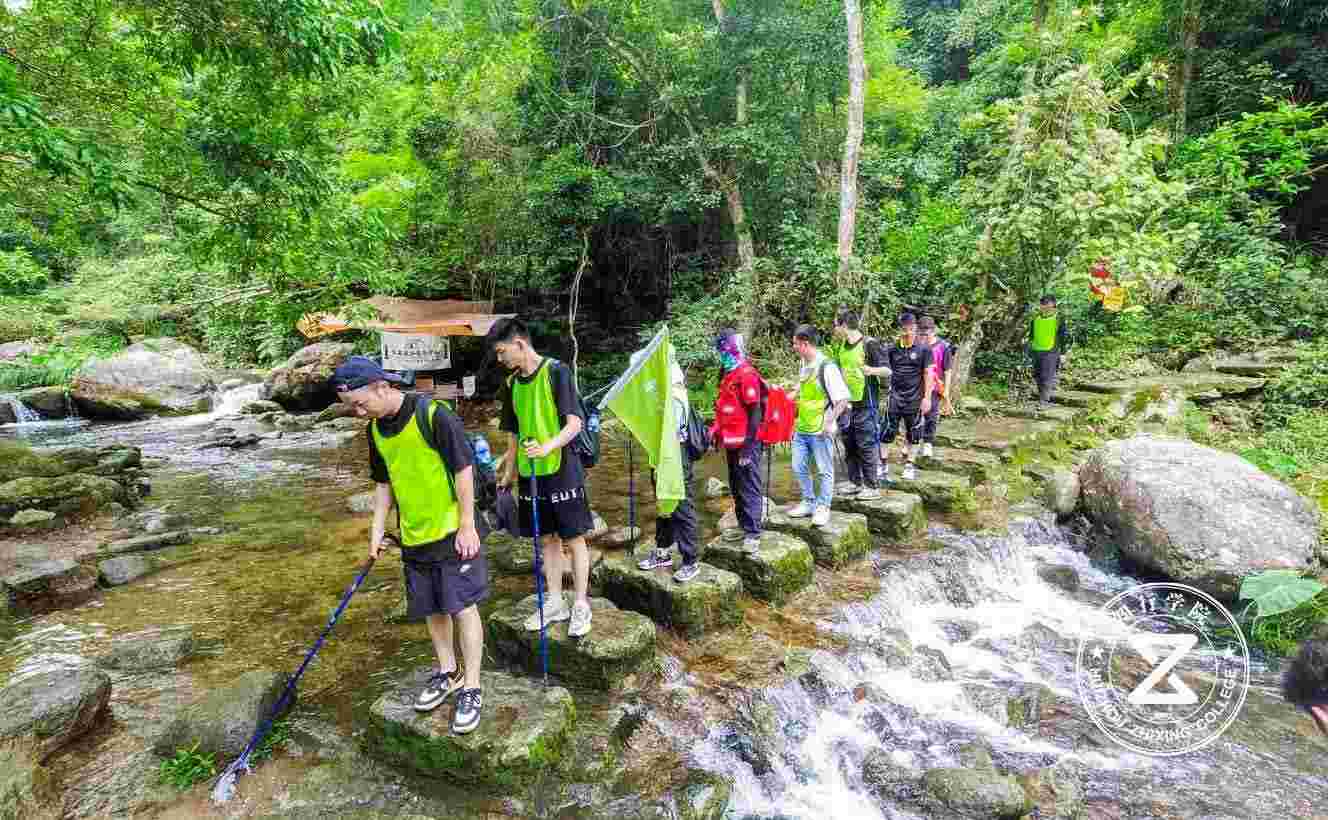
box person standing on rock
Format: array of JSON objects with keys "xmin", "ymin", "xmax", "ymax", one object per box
[
  {"xmin": 634, "ymin": 343, "xmax": 702, "ymax": 583},
  {"xmin": 331, "ymin": 357, "xmax": 486, "ymax": 735},
  {"xmin": 918, "ymin": 315, "xmax": 953, "ymax": 459},
  {"xmin": 879, "ymin": 313, "xmax": 934, "ymax": 483},
  {"xmin": 488, "ymin": 318, "xmax": 596, "ymax": 639},
  {"xmin": 830, "ymin": 309, "xmax": 888, "ymax": 501},
  {"xmin": 1283, "ymin": 639, "xmax": 1328, "ymax": 737},
  {"xmin": 788, "ymin": 325, "xmax": 850, "ymax": 527},
  {"xmin": 1028, "ymin": 294, "xmax": 1070, "ymax": 411},
  {"xmin": 711, "ymin": 328, "xmax": 766, "ymax": 554}
]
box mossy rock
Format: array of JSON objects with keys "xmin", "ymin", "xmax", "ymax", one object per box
[
  {"xmin": 702, "ymin": 531, "xmax": 813, "ymax": 606},
  {"xmin": 487, "ymin": 596, "xmax": 656, "ymax": 691},
  {"xmin": 888, "ymin": 469, "xmax": 975, "ymax": 513},
  {"xmin": 1049, "ymin": 389, "xmax": 1110, "ymax": 409},
  {"xmin": 915, "ymin": 448, "xmax": 1001, "ymax": 483},
  {"xmin": 832, "ymin": 491, "xmax": 925, "ymax": 543},
  {"xmin": 486, "ymin": 531, "xmax": 533, "ymax": 575},
  {"xmin": 933, "ymin": 417, "xmax": 1059, "ymax": 454},
  {"xmin": 365, "ymin": 668, "xmax": 575, "ymax": 790},
  {"xmin": 0, "ymin": 474, "xmax": 128, "ymax": 520},
  {"xmin": 763, "ymin": 505, "xmax": 871, "ymax": 568},
  {"xmin": 1003, "ymin": 403, "xmax": 1079, "ymax": 423},
  {"xmin": 676, "ymin": 769, "xmax": 734, "ymax": 820},
  {"xmin": 0, "ymin": 742, "xmax": 56, "ymax": 820},
  {"xmin": 152, "ymin": 669, "xmax": 290, "ymax": 759},
  {"xmin": 592, "ymin": 555, "xmax": 742, "ymax": 638},
  {"xmin": 1077, "ymin": 373, "xmax": 1266, "ymax": 397},
  {"xmin": 920, "ymin": 767, "xmax": 1032, "ymax": 818},
  {"xmin": 1, "ymin": 560, "xmax": 97, "ymax": 616}
]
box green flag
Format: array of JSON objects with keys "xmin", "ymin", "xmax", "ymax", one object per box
[{"xmin": 599, "ymin": 326, "xmax": 684, "ymax": 516}]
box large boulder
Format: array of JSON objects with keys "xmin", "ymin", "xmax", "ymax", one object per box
[
  {"xmin": 0, "ymin": 655, "xmax": 111, "ymax": 761},
  {"xmin": 1080, "ymin": 436, "xmax": 1320, "ymax": 598},
  {"xmin": 153, "ymin": 668, "xmax": 289, "ymax": 759},
  {"xmin": 15, "ymin": 387, "xmax": 71, "ymax": 419},
  {"xmin": 920, "ymin": 768, "xmax": 1032, "ymax": 818},
  {"xmin": 2, "ymin": 560, "xmax": 98, "ymax": 615},
  {"xmin": 702, "ymin": 531, "xmax": 814, "ymax": 605},
  {"xmin": 593, "ymin": 555, "xmax": 743, "ymax": 638},
  {"xmin": 0, "ymin": 474, "xmax": 129, "ymax": 521},
  {"xmin": 0, "ymin": 443, "xmax": 140, "ymax": 484},
  {"xmin": 98, "ymin": 627, "xmax": 195, "ymax": 671},
  {"xmin": 71, "ymin": 338, "xmax": 214, "ymax": 419},
  {"xmin": 262, "ymin": 343, "xmax": 355, "ymax": 411}
]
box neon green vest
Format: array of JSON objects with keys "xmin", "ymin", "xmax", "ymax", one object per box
[
  {"xmin": 371, "ymin": 400, "xmax": 459, "ymax": 547},
  {"xmin": 796, "ymin": 361, "xmax": 830, "ymax": 435},
  {"xmin": 834, "ymin": 338, "xmax": 867, "ymax": 403},
  {"xmin": 1031, "ymin": 314, "xmax": 1059, "ymax": 352},
  {"xmin": 510, "ymin": 359, "xmax": 562, "ymax": 477}
]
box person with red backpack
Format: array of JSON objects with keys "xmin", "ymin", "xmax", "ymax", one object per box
[
  {"xmin": 918, "ymin": 315, "xmax": 953, "ymax": 459},
  {"xmin": 710, "ymin": 329, "xmax": 767, "ymax": 553}
]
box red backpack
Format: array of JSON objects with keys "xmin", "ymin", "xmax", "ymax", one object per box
[
  {"xmin": 757, "ymin": 382, "xmax": 795, "ymax": 444},
  {"xmin": 713, "ymin": 363, "xmax": 796, "ymax": 448}
]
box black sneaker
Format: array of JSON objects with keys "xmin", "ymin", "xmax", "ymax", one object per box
[
  {"xmin": 415, "ymin": 667, "xmax": 462, "ymax": 712},
  {"xmin": 452, "ymin": 687, "xmax": 483, "ymax": 734}
]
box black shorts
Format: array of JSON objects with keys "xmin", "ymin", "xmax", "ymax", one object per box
[
  {"xmin": 402, "ymin": 539, "xmax": 489, "ymax": 618},
  {"xmin": 516, "ymin": 484, "xmax": 593, "ymax": 540}
]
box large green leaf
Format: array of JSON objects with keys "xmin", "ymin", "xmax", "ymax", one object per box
[{"xmin": 1239, "ymin": 570, "xmax": 1324, "ymax": 618}]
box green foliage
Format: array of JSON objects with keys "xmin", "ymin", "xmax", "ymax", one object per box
[
  {"xmin": 1233, "ymin": 569, "xmax": 1328, "ymax": 657},
  {"xmin": 1266, "ymin": 346, "xmax": 1328, "ymax": 412},
  {"xmin": 248, "ymin": 717, "xmax": 293, "ymax": 765},
  {"xmin": 0, "ymin": 249, "xmax": 50, "ymax": 296},
  {"xmin": 1240, "ymin": 570, "xmax": 1326, "ymax": 619},
  {"xmin": 157, "ymin": 742, "xmax": 217, "ymax": 790}
]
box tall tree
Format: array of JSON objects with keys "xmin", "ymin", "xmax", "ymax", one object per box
[{"xmin": 837, "ymin": 0, "xmax": 866, "ymax": 284}]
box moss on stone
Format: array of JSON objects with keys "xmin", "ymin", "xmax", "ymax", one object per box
[
  {"xmin": 487, "ymin": 596, "xmax": 656, "ymax": 690},
  {"xmin": 763, "ymin": 507, "xmax": 871, "ymax": 568},
  {"xmin": 703, "ymin": 532, "xmax": 813, "ymax": 605},
  {"xmin": 834, "ymin": 492, "xmax": 926, "ymax": 543},
  {"xmin": 592, "ymin": 557, "xmax": 742, "ymax": 638}
]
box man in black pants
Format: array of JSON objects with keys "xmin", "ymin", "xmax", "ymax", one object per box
[
  {"xmin": 711, "ymin": 328, "xmax": 766, "ymax": 553},
  {"xmin": 879, "ymin": 313, "xmax": 934, "ymax": 483},
  {"xmin": 831, "ymin": 309, "xmax": 889, "ymax": 501},
  {"xmin": 1028, "ymin": 294, "xmax": 1071, "ymax": 411}
]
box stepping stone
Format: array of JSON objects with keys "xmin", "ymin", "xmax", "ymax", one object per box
[
  {"xmin": 2, "ymin": 559, "xmax": 97, "ymax": 616},
  {"xmin": 1003, "ymin": 404, "xmax": 1078, "ymax": 423},
  {"xmin": 487, "ymin": 595, "xmax": 656, "ymax": 691},
  {"xmin": 367, "ymin": 668, "xmax": 575, "ymax": 788},
  {"xmin": 98, "ymin": 530, "xmax": 192, "ymax": 558},
  {"xmin": 1050, "ymin": 389, "xmax": 1108, "ymax": 409},
  {"xmin": 886, "ymin": 470, "xmax": 974, "ymax": 513},
  {"xmin": 764, "ymin": 505, "xmax": 871, "ymax": 568},
  {"xmin": 933, "ymin": 417, "xmax": 1058, "ymax": 454},
  {"xmin": 486, "ymin": 532, "xmax": 602, "ymax": 578},
  {"xmin": 833, "ymin": 491, "xmax": 926, "ymax": 542},
  {"xmin": 592, "ymin": 555, "xmax": 742, "ymax": 638},
  {"xmin": 701, "ymin": 531, "xmax": 813, "ymax": 606},
  {"xmin": 1076, "ymin": 374, "xmax": 1266, "ymax": 397},
  {"xmin": 1213, "ymin": 357, "xmax": 1291, "ymax": 377},
  {"xmin": 916, "ymin": 448, "xmax": 1001, "ymax": 483}
]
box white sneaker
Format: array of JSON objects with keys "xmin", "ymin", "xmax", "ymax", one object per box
[
  {"xmin": 523, "ymin": 595, "xmax": 569, "ymax": 631},
  {"xmin": 834, "ymin": 481, "xmax": 857, "ymax": 496},
  {"xmin": 910, "ymin": 444, "xmax": 922, "ymax": 461},
  {"xmin": 902, "ymin": 463, "xmax": 917, "ymax": 481},
  {"xmin": 787, "ymin": 501, "xmax": 814, "ymax": 518},
  {"xmin": 880, "ymin": 465, "xmax": 894, "ymax": 483},
  {"xmin": 922, "ymin": 443, "xmax": 934, "ymax": 458},
  {"xmin": 811, "ymin": 506, "xmax": 830, "ymax": 527},
  {"xmin": 856, "ymin": 487, "xmax": 882, "ymax": 501},
  {"xmin": 568, "ymin": 601, "xmax": 592, "ymax": 638}
]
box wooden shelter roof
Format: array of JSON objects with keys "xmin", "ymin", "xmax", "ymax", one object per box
[{"xmin": 297, "ymin": 297, "xmax": 514, "ymax": 339}]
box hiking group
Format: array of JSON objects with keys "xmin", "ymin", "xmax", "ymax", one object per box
[{"xmin": 325, "ymin": 300, "xmax": 1060, "ymax": 736}]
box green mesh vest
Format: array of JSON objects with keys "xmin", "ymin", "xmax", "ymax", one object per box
[
  {"xmin": 834, "ymin": 338, "xmax": 868, "ymax": 403},
  {"xmin": 510, "ymin": 359, "xmax": 563, "ymax": 477},
  {"xmin": 1031, "ymin": 314, "xmax": 1059, "ymax": 352},
  {"xmin": 371, "ymin": 400, "xmax": 459, "ymax": 547},
  {"xmin": 796, "ymin": 361, "xmax": 830, "ymax": 435}
]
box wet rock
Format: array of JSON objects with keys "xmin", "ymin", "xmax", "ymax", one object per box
[
  {"xmin": 1004, "ymin": 683, "xmax": 1061, "ymax": 731},
  {"xmin": 937, "ymin": 619, "xmax": 981, "ymax": 643},
  {"xmin": 347, "ymin": 491, "xmax": 376, "ymax": 515},
  {"xmin": 1045, "ymin": 469, "xmax": 1080, "ymax": 516},
  {"xmin": 315, "ymin": 402, "xmax": 357, "ymax": 423},
  {"xmin": 1037, "ymin": 563, "xmax": 1080, "ymax": 593},
  {"xmin": 862, "ymin": 748, "xmax": 923, "ymax": 803},
  {"xmin": 97, "ymin": 555, "xmax": 152, "ymax": 586},
  {"xmin": 71, "ymin": 338, "xmax": 214, "ymax": 419},
  {"xmin": 916, "ymin": 448, "xmax": 1002, "ymax": 483},
  {"xmin": 0, "ymin": 654, "xmax": 111, "ymax": 761},
  {"xmin": 833, "ymin": 491, "xmax": 926, "ymax": 543},
  {"xmin": 960, "ymin": 684, "xmax": 1009, "ymax": 727},
  {"xmin": 0, "ymin": 444, "xmax": 139, "ymax": 483},
  {"xmin": 199, "ymin": 433, "xmax": 261, "ymax": 450},
  {"xmin": 15, "ymin": 387, "xmax": 70, "ymax": 419},
  {"xmin": 889, "ymin": 469, "xmax": 975, "ymax": 513},
  {"xmin": 0, "ymin": 474, "xmax": 129, "ymax": 520},
  {"xmin": 675, "ymin": 769, "xmax": 733, "ymax": 820},
  {"xmin": 99, "ymin": 529, "xmax": 191, "ymax": 557},
  {"xmin": 920, "ymin": 767, "xmax": 1032, "ymax": 818},
  {"xmin": 705, "ymin": 477, "xmax": 729, "ymax": 498},
  {"xmin": 1005, "ymin": 403, "xmax": 1078, "ymax": 423},
  {"xmin": 1, "ymin": 560, "xmax": 97, "ymax": 616},
  {"xmin": 98, "ymin": 626, "xmax": 195, "ymax": 671},
  {"xmin": 702, "ymin": 531, "xmax": 813, "ymax": 605},
  {"xmin": 1017, "ymin": 759, "xmax": 1086, "ymax": 820},
  {"xmin": 858, "ymin": 628, "xmax": 913, "ymax": 668},
  {"xmin": 934, "ymin": 416, "xmax": 1058, "ymax": 454},
  {"xmin": 764, "ymin": 505, "xmax": 871, "ymax": 568},
  {"xmin": 241, "ymin": 399, "xmax": 283, "ymax": 415},
  {"xmin": 486, "ymin": 531, "xmax": 534, "ymax": 575},
  {"xmin": 593, "ymin": 555, "xmax": 742, "ymax": 638},
  {"xmin": 1018, "ymin": 622, "xmax": 1069, "ymax": 655},
  {"xmin": 1050, "ymin": 389, "xmax": 1109, "ymax": 409},
  {"xmin": 262, "ymin": 342, "xmax": 355, "ymax": 411},
  {"xmin": 1080, "ymin": 435, "xmax": 1320, "ymax": 598},
  {"xmin": 321, "ymin": 417, "xmax": 362, "ymax": 432},
  {"xmin": 487, "ymin": 595, "xmax": 656, "ymax": 690},
  {"xmin": 153, "ymin": 668, "xmax": 290, "ymax": 759},
  {"xmin": 909, "ymin": 645, "xmax": 953, "ymax": 682},
  {"xmin": 0, "ymin": 742, "xmax": 55, "ymax": 820},
  {"xmin": 366, "ymin": 668, "xmax": 575, "ymax": 787},
  {"xmin": 8, "ymin": 509, "xmax": 56, "ymax": 530},
  {"xmin": 275, "ymin": 413, "xmax": 317, "ymax": 432},
  {"xmin": 1079, "ymin": 373, "xmax": 1266, "ymax": 398}
]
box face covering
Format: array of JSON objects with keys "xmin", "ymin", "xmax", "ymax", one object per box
[{"xmin": 716, "ymin": 333, "xmax": 746, "ymax": 372}]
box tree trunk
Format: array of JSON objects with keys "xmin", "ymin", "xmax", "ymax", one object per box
[
  {"xmin": 949, "ymin": 318, "xmax": 987, "ymax": 407},
  {"xmin": 1169, "ymin": 0, "xmax": 1201, "ymax": 145},
  {"xmin": 568, "ymin": 228, "xmax": 591, "ymax": 392},
  {"xmin": 837, "ymin": 0, "xmax": 865, "ymax": 284}
]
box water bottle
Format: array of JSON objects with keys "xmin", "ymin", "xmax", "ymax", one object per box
[
  {"xmin": 472, "ymin": 435, "xmax": 493, "ymax": 468},
  {"xmin": 587, "ymin": 413, "xmax": 601, "ymax": 434}
]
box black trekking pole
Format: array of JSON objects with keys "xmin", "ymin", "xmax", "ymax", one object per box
[
  {"xmin": 525, "ymin": 442, "xmax": 550, "ymax": 686},
  {"xmin": 627, "ymin": 438, "xmax": 637, "ymax": 557}
]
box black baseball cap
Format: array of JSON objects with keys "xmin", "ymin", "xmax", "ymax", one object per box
[{"xmin": 329, "ymin": 356, "xmax": 406, "ymax": 393}]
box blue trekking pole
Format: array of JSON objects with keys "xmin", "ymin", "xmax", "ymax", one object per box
[
  {"xmin": 211, "ymin": 536, "xmax": 388, "ymax": 804},
  {"xmin": 525, "ymin": 440, "xmax": 550, "ymax": 685}
]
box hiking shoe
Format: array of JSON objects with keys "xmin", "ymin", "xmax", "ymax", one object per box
[
  {"xmin": 721, "ymin": 527, "xmax": 745, "ymax": 543},
  {"xmin": 787, "ymin": 501, "xmax": 814, "ymax": 518},
  {"xmin": 922, "ymin": 443, "xmax": 934, "ymax": 458},
  {"xmin": 881, "ymin": 465, "xmax": 895, "ymax": 484},
  {"xmin": 638, "ymin": 548, "xmax": 673, "ymax": 571},
  {"xmin": 415, "ymin": 667, "xmax": 463, "ymax": 712},
  {"xmin": 811, "ymin": 506, "xmax": 830, "ymax": 527},
  {"xmin": 742, "ymin": 536, "xmax": 762, "ymax": 555},
  {"xmin": 834, "ymin": 480, "xmax": 857, "ymax": 496},
  {"xmin": 856, "ymin": 487, "xmax": 882, "ymax": 501},
  {"xmin": 910, "ymin": 444, "xmax": 922, "ymax": 461},
  {"xmin": 523, "ymin": 595, "xmax": 569, "ymax": 631},
  {"xmin": 568, "ymin": 601, "xmax": 593, "ymax": 638},
  {"xmin": 451, "ymin": 688, "xmax": 483, "ymax": 735},
  {"xmin": 673, "ymin": 562, "xmax": 701, "ymax": 584},
  {"xmin": 902, "ymin": 463, "xmax": 917, "ymax": 481},
  {"xmin": 878, "ymin": 464, "xmax": 889, "ymax": 482}
]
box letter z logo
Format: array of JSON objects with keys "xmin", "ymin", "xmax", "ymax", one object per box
[{"xmin": 1126, "ymin": 634, "xmax": 1199, "ymax": 705}]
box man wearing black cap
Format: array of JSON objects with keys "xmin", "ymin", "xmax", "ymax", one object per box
[
  {"xmin": 1283, "ymin": 639, "xmax": 1328, "ymax": 737},
  {"xmin": 331, "ymin": 356, "xmax": 486, "ymax": 735}
]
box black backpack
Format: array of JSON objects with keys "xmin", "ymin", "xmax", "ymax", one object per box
[
  {"xmin": 509, "ymin": 359, "xmax": 601, "ymax": 470},
  {"xmin": 683, "ymin": 405, "xmax": 710, "ymax": 460}
]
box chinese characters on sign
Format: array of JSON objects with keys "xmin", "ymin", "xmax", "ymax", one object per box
[{"xmin": 381, "ymin": 333, "xmax": 451, "ymax": 371}]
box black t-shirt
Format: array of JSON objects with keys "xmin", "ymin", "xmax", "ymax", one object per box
[
  {"xmin": 887, "ymin": 340, "xmax": 934, "ymax": 409},
  {"xmin": 368, "ymin": 392, "xmax": 473, "ymax": 561},
  {"xmin": 860, "ymin": 337, "xmax": 888, "ymax": 403},
  {"xmin": 499, "ymin": 359, "xmax": 586, "ymax": 497}
]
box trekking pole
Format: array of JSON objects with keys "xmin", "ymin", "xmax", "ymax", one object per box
[
  {"xmin": 627, "ymin": 438, "xmax": 637, "ymax": 557},
  {"xmin": 525, "ymin": 444, "xmax": 550, "ymax": 687},
  {"xmin": 211, "ymin": 538, "xmax": 386, "ymax": 804}
]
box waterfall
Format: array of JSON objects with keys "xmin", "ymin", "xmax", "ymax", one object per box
[
  {"xmin": 211, "ymin": 382, "xmax": 264, "ymax": 416},
  {"xmin": 1, "ymin": 393, "xmax": 43, "ymax": 424}
]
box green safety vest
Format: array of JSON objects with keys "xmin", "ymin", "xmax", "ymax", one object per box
[
  {"xmin": 796, "ymin": 361, "xmax": 830, "ymax": 436},
  {"xmin": 834, "ymin": 338, "xmax": 868, "ymax": 403},
  {"xmin": 371, "ymin": 400, "xmax": 459, "ymax": 548},
  {"xmin": 510, "ymin": 359, "xmax": 562, "ymax": 477},
  {"xmin": 1031, "ymin": 314, "xmax": 1059, "ymax": 352}
]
